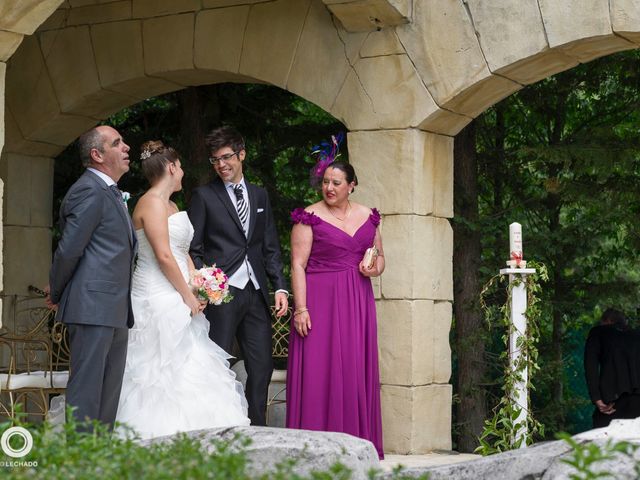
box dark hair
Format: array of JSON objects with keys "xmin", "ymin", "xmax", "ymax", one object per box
[
  {"xmin": 600, "ymin": 308, "xmax": 628, "ymax": 330},
  {"xmin": 324, "ymin": 161, "xmax": 358, "ymax": 192},
  {"xmin": 205, "ymin": 126, "xmax": 245, "ymax": 155},
  {"xmin": 140, "ymin": 140, "xmax": 179, "ymax": 185},
  {"xmin": 78, "ymin": 127, "xmax": 104, "ymax": 167}
]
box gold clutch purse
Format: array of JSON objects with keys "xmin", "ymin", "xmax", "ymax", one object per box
[{"xmin": 362, "ymin": 246, "xmax": 378, "ymax": 269}]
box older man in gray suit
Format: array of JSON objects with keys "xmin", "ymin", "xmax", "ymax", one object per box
[{"xmin": 48, "ymin": 125, "xmax": 137, "ymax": 429}]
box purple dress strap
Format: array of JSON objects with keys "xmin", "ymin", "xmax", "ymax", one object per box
[
  {"xmin": 291, "ymin": 208, "xmax": 321, "ymax": 226},
  {"xmin": 370, "ymin": 208, "xmax": 380, "ymax": 227}
]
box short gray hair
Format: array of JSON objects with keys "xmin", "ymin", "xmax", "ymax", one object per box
[{"xmin": 78, "ymin": 127, "xmax": 105, "ymax": 167}]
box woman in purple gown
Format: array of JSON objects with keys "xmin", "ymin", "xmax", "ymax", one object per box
[{"xmin": 286, "ymin": 160, "xmax": 385, "ymax": 459}]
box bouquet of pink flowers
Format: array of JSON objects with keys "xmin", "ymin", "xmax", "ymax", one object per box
[{"xmin": 190, "ymin": 265, "xmax": 233, "ymax": 305}]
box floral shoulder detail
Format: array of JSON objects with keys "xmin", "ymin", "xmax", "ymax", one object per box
[
  {"xmin": 291, "ymin": 208, "xmax": 321, "ymax": 226},
  {"xmin": 370, "ymin": 208, "xmax": 381, "ymax": 227}
]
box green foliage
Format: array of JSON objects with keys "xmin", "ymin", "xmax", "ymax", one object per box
[
  {"xmin": 558, "ymin": 433, "xmax": 639, "ymax": 480},
  {"xmin": 469, "ymin": 48, "xmax": 640, "ymax": 438},
  {"xmin": 0, "ymin": 410, "xmax": 427, "ymax": 480},
  {"xmin": 475, "ymin": 262, "xmax": 548, "ymax": 455}
]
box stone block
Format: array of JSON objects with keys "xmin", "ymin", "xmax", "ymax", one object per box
[
  {"xmin": 1, "ymin": 154, "xmax": 53, "ymax": 228},
  {"xmin": 442, "ymin": 74, "xmax": 521, "ymax": 119},
  {"xmin": 143, "ymin": 13, "xmax": 194, "ymax": 76},
  {"xmin": 133, "ymin": 0, "xmax": 200, "ymax": 17},
  {"xmin": 377, "ymin": 299, "xmax": 451, "ymax": 386},
  {"xmin": 6, "ymin": 35, "xmax": 61, "ymax": 141},
  {"xmin": 359, "ymin": 28, "xmax": 404, "ymax": 57},
  {"xmin": 465, "ymin": 0, "xmax": 548, "ymax": 73},
  {"xmin": 611, "ymin": 0, "xmax": 640, "ymax": 43},
  {"xmin": 381, "ymin": 384, "xmax": 452, "ymax": 453},
  {"xmin": 428, "ymin": 134, "xmax": 453, "ymax": 219},
  {"xmin": 432, "ymin": 301, "xmax": 452, "ymax": 383},
  {"xmin": 496, "ymin": 49, "xmax": 578, "ymax": 86},
  {"xmin": 418, "ymin": 109, "xmax": 472, "ymax": 137},
  {"xmin": 239, "ymin": 0, "xmax": 311, "ymax": 87},
  {"xmin": 559, "ymin": 34, "xmax": 636, "ymax": 63},
  {"xmin": 0, "ymin": 0, "xmax": 62, "ymax": 35},
  {"xmin": 3, "ymin": 108, "xmax": 68, "ymax": 157},
  {"xmin": 68, "ymin": 0, "xmax": 115, "ymax": 6},
  {"xmin": 41, "ymin": 25, "xmax": 134, "ymax": 118},
  {"xmin": 202, "ymin": 0, "xmax": 271, "ymax": 7},
  {"xmin": 332, "ymin": 55, "xmax": 439, "ymax": 130},
  {"xmin": 35, "ymin": 9, "xmax": 69, "ymax": 32},
  {"xmin": 349, "ymin": 129, "xmax": 452, "ymax": 218},
  {"xmin": 538, "ymin": 0, "xmax": 611, "ymax": 48},
  {"xmin": 324, "ymin": 0, "xmax": 410, "ymax": 32},
  {"xmin": 194, "ymin": 6, "xmax": 250, "ymax": 74},
  {"xmin": 287, "ymin": 0, "xmax": 351, "ymax": 113},
  {"xmin": 0, "ymin": 31, "xmax": 23, "ymax": 61},
  {"xmin": 91, "ymin": 20, "xmax": 181, "ymax": 100},
  {"xmin": 67, "ymin": 1, "xmax": 131, "ymax": 26},
  {"xmin": 379, "ymin": 215, "xmax": 453, "ymax": 301},
  {"xmin": 0, "ymin": 62, "xmax": 4, "ymax": 155},
  {"xmin": 3, "ymin": 226, "xmax": 52, "ymax": 297},
  {"xmin": 397, "ymin": 0, "xmax": 491, "ymax": 108}
]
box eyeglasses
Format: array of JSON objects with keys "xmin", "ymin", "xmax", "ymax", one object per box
[{"xmin": 209, "ymin": 151, "xmax": 239, "ymax": 165}]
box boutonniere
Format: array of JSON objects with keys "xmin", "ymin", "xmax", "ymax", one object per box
[{"xmin": 121, "ymin": 191, "xmax": 131, "ymax": 204}]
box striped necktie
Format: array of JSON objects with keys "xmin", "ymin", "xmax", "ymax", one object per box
[{"xmin": 233, "ymin": 184, "xmax": 248, "ymax": 231}]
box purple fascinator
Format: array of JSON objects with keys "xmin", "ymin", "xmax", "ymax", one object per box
[{"xmin": 309, "ymin": 132, "xmax": 344, "ymax": 189}]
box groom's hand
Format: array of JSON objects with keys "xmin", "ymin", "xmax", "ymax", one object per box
[
  {"xmin": 273, "ymin": 291, "xmax": 289, "ymax": 318},
  {"xmin": 43, "ymin": 285, "xmax": 58, "ymax": 311}
]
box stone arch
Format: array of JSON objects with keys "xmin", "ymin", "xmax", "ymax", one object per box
[{"xmin": 1, "ymin": 0, "xmax": 640, "ymax": 455}]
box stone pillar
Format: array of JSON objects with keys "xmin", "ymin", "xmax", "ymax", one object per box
[
  {"xmin": 0, "ymin": 152, "xmax": 54, "ymax": 327},
  {"xmin": 349, "ymin": 128, "xmax": 453, "ymax": 453}
]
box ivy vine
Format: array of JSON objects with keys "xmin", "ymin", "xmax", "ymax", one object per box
[{"xmin": 475, "ymin": 260, "xmax": 549, "ymax": 455}]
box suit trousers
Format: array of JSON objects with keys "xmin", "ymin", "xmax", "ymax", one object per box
[
  {"xmin": 205, "ymin": 283, "xmax": 273, "ymax": 426},
  {"xmin": 66, "ymin": 324, "xmax": 128, "ymax": 431}
]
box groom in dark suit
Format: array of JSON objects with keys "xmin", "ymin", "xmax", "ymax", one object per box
[
  {"xmin": 188, "ymin": 126, "xmax": 288, "ymax": 426},
  {"xmin": 48, "ymin": 125, "xmax": 137, "ymax": 429}
]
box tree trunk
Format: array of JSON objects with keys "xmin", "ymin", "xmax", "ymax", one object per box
[
  {"xmin": 453, "ymin": 120, "xmax": 487, "ymax": 452},
  {"xmin": 178, "ymin": 86, "xmax": 217, "ymax": 198}
]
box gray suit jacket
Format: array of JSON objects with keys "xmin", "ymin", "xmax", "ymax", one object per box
[{"xmin": 50, "ymin": 170, "xmax": 137, "ymax": 328}]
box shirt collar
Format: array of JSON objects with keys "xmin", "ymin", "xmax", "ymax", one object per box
[
  {"xmin": 224, "ymin": 177, "xmax": 246, "ymax": 191},
  {"xmin": 87, "ymin": 167, "xmax": 117, "ymax": 186}
]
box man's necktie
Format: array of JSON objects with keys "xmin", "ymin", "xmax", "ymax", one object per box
[
  {"xmin": 109, "ymin": 184, "xmax": 132, "ymax": 227},
  {"xmin": 233, "ymin": 184, "xmax": 248, "ymax": 231}
]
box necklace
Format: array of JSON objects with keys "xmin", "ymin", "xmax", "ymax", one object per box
[{"xmin": 327, "ymin": 201, "xmax": 351, "ymax": 222}]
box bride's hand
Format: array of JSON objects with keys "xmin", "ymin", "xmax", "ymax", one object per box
[{"xmin": 183, "ymin": 293, "xmax": 201, "ymax": 316}]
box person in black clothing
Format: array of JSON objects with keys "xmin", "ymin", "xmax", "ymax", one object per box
[{"xmin": 584, "ymin": 308, "xmax": 640, "ymax": 428}]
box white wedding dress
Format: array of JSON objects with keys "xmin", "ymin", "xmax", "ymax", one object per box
[{"xmin": 115, "ymin": 211, "xmax": 250, "ymax": 439}]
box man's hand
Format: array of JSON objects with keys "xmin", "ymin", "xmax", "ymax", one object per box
[
  {"xmin": 43, "ymin": 285, "xmax": 58, "ymax": 311},
  {"xmin": 273, "ymin": 291, "xmax": 289, "ymax": 318},
  {"xmin": 595, "ymin": 399, "xmax": 615, "ymax": 415}
]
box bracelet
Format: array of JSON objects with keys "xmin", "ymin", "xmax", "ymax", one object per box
[{"xmin": 294, "ymin": 308, "xmax": 308, "ymax": 316}]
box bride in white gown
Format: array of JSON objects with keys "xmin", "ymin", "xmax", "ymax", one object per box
[{"xmin": 115, "ymin": 140, "xmax": 249, "ymax": 439}]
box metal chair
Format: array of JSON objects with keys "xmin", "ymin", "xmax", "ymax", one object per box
[
  {"xmin": 266, "ymin": 303, "xmax": 291, "ymax": 424},
  {"xmin": 0, "ymin": 291, "xmax": 70, "ymax": 421}
]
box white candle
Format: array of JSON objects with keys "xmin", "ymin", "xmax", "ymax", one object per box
[{"xmin": 510, "ymin": 222, "xmax": 523, "ymax": 261}]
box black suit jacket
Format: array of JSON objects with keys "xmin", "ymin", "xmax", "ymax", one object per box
[
  {"xmin": 188, "ymin": 177, "xmax": 287, "ymax": 305},
  {"xmin": 584, "ymin": 325, "xmax": 640, "ymax": 404}
]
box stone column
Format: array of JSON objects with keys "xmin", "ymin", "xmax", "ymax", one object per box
[
  {"xmin": 0, "ymin": 153, "xmax": 54, "ymax": 328},
  {"xmin": 349, "ymin": 128, "xmax": 453, "ymax": 453}
]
